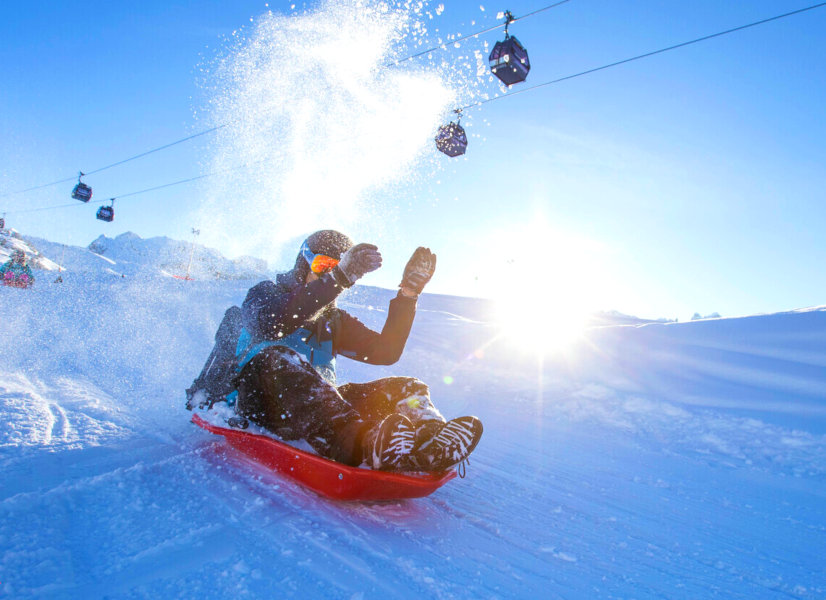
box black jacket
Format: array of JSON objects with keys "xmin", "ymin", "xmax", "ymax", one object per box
[{"xmin": 241, "ymin": 269, "xmax": 417, "ymax": 366}]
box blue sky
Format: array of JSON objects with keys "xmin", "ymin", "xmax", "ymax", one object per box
[{"xmin": 2, "ymin": 0, "xmax": 825, "ymax": 321}]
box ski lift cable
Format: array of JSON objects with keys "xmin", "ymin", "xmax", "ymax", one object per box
[
  {"xmin": 516, "ymin": 0, "xmax": 575, "ymax": 22},
  {"xmin": 82, "ymin": 125, "xmax": 226, "ymax": 177},
  {"xmin": 0, "ymin": 125, "xmax": 226, "ymax": 200},
  {"xmin": 459, "ymin": 1, "xmax": 826, "ymax": 112},
  {"xmin": 5, "ymin": 174, "xmax": 213, "ymax": 215},
  {"xmin": 5, "ymin": 202, "xmax": 86, "ymax": 215},
  {"xmin": 389, "ymin": 0, "xmax": 573, "ymax": 65},
  {"xmin": 2, "ymin": 1, "xmax": 573, "ymax": 199},
  {"xmin": 112, "ymin": 154, "xmax": 273, "ymax": 200},
  {"xmin": 1, "ymin": 175, "xmax": 80, "ymax": 197},
  {"xmin": 5, "ymin": 0, "xmax": 818, "ymax": 221},
  {"xmin": 5, "ymin": 156, "xmax": 272, "ymax": 216},
  {"xmin": 114, "ymin": 173, "xmax": 214, "ymax": 200},
  {"xmin": 7, "ymin": 2, "xmax": 824, "ymax": 209}
]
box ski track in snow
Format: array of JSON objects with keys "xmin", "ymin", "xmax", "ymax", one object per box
[{"xmin": 0, "ymin": 261, "xmax": 825, "ymax": 598}]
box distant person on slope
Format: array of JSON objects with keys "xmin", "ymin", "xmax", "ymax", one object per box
[
  {"xmin": 234, "ymin": 230, "xmax": 483, "ymax": 472},
  {"xmin": 1, "ymin": 250, "xmax": 34, "ymax": 288}
]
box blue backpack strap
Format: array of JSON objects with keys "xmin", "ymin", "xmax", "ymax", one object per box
[
  {"xmin": 225, "ymin": 390, "xmax": 239, "ymax": 407},
  {"xmin": 233, "ymin": 327, "xmax": 337, "ymax": 384},
  {"xmin": 235, "ymin": 327, "xmax": 278, "ymax": 372}
]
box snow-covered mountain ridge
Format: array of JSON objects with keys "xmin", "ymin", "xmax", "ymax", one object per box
[{"xmin": 15, "ymin": 230, "xmax": 271, "ymax": 280}]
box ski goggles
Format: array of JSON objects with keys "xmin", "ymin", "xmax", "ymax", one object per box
[{"xmin": 300, "ymin": 240, "xmax": 340, "ymax": 274}]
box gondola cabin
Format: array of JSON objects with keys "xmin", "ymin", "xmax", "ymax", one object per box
[
  {"xmin": 435, "ymin": 121, "xmax": 467, "ymax": 157},
  {"xmin": 96, "ymin": 204, "xmax": 114, "ymax": 222},
  {"xmin": 72, "ymin": 182, "xmax": 93, "ymax": 202},
  {"xmin": 489, "ymin": 35, "xmax": 530, "ymax": 86}
]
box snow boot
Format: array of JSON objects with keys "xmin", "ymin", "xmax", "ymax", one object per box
[
  {"xmin": 413, "ymin": 416, "xmax": 483, "ymax": 472},
  {"xmin": 363, "ymin": 414, "xmax": 416, "ymax": 471},
  {"xmin": 413, "ymin": 419, "xmax": 444, "ymax": 450}
]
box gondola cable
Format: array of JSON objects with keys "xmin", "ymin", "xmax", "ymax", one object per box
[
  {"xmin": 6, "ymin": 1, "xmax": 825, "ymax": 206},
  {"xmin": 458, "ymin": 1, "xmax": 826, "ymax": 112},
  {"xmin": 1, "ymin": 0, "xmax": 575, "ymax": 198},
  {"xmin": 3, "ymin": 157, "xmax": 270, "ymax": 216},
  {"xmin": 388, "ymin": 0, "xmax": 572, "ymax": 65},
  {"xmin": 0, "ymin": 126, "xmax": 225, "ymax": 199}
]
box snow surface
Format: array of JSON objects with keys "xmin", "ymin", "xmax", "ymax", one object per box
[{"xmin": 1, "ymin": 233, "xmax": 825, "ymax": 599}]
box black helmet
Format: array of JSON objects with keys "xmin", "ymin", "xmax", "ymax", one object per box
[{"xmin": 292, "ymin": 230, "xmax": 354, "ymax": 280}]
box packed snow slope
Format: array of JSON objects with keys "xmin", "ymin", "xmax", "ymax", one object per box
[{"xmin": 1, "ymin": 235, "xmax": 825, "ymax": 599}]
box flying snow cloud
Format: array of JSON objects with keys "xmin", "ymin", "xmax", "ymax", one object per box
[{"xmin": 195, "ymin": 0, "xmax": 456, "ymax": 267}]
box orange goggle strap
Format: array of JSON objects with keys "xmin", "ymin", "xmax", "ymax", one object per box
[{"xmin": 300, "ymin": 240, "xmax": 340, "ymax": 274}]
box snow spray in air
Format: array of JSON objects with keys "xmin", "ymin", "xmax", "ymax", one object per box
[{"xmin": 195, "ymin": 0, "xmax": 456, "ymax": 266}]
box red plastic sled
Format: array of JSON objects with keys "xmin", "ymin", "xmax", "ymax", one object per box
[{"xmin": 192, "ymin": 413, "xmax": 456, "ymax": 501}]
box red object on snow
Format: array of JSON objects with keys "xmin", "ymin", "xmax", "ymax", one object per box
[{"xmin": 192, "ymin": 413, "xmax": 456, "ymax": 501}]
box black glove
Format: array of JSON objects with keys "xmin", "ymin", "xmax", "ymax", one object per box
[
  {"xmin": 336, "ymin": 243, "xmax": 382, "ymax": 285},
  {"xmin": 399, "ymin": 247, "xmax": 436, "ymax": 295}
]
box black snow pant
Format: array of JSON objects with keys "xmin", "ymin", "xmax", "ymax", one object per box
[{"xmin": 235, "ymin": 346, "xmax": 445, "ymax": 467}]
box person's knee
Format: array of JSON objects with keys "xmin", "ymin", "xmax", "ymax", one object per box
[
  {"xmin": 260, "ymin": 345, "xmax": 307, "ymax": 373},
  {"xmin": 399, "ymin": 377, "xmax": 429, "ymax": 397}
]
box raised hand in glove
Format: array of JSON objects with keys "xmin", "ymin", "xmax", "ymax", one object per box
[
  {"xmin": 399, "ymin": 247, "xmax": 436, "ymax": 296},
  {"xmin": 336, "ymin": 243, "xmax": 382, "ymax": 285}
]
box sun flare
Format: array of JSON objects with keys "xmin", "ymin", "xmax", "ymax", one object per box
[
  {"xmin": 479, "ymin": 220, "xmax": 607, "ymax": 356},
  {"xmin": 492, "ymin": 285, "xmax": 592, "ymax": 356}
]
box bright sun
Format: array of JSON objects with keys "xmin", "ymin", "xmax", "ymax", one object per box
[
  {"xmin": 493, "ymin": 292, "xmax": 591, "ymax": 356},
  {"xmin": 482, "ymin": 221, "xmax": 606, "ymax": 356}
]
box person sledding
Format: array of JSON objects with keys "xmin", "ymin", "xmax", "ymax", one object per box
[
  {"xmin": 232, "ymin": 230, "xmax": 483, "ymax": 472},
  {"xmin": 1, "ymin": 250, "xmax": 35, "ymax": 288}
]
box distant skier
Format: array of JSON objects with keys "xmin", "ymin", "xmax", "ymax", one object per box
[
  {"xmin": 1, "ymin": 250, "xmax": 34, "ymax": 288},
  {"xmin": 234, "ymin": 230, "xmax": 483, "ymax": 472}
]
